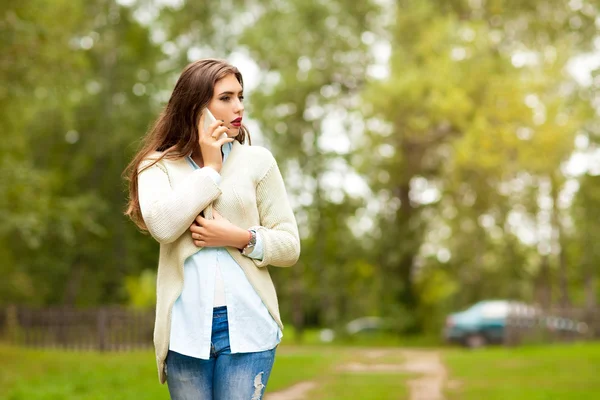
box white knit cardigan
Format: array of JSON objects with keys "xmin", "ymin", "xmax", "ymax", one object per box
[{"xmin": 137, "ymin": 141, "xmax": 300, "ymax": 383}]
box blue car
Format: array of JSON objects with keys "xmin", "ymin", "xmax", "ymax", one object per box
[{"xmin": 443, "ymin": 300, "xmax": 537, "ymax": 348}]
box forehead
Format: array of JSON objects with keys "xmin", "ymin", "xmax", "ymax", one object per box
[{"xmin": 214, "ymin": 74, "xmax": 242, "ymax": 94}]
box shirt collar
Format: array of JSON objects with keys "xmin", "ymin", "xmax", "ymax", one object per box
[{"xmin": 186, "ymin": 141, "xmax": 233, "ymax": 167}]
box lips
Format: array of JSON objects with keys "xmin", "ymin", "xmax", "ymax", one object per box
[{"xmin": 231, "ymin": 117, "xmax": 242, "ymax": 127}]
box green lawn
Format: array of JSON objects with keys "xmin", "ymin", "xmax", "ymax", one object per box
[
  {"xmin": 312, "ymin": 372, "xmax": 409, "ymax": 400},
  {"xmin": 6, "ymin": 340, "xmax": 597, "ymax": 399},
  {"xmin": 274, "ymin": 346, "xmax": 410, "ymax": 399},
  {"xmin": 444, "ymin": 342, "xmax": 600, "ymax": 400},
  {"xmin": 0, "ymin": 345, "xmax": 168, "ymax": 400},
  {"xmin": 0, "ymin": 344, "xmax": 410, "ymax": 400}
]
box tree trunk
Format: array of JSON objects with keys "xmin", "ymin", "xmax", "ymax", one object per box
[
  {"xmin": 291, "ymin": 260, "xmax": 305, "ymax": 343},
  {"xmin": 63, "ymin": 256, "xmax": 84, "ymax": 306},
  {"xmin": 312, "ymin": 127, "xmax": 336, "ymax": 328},
  {"xmin": 391, "ymin": 142, "xmax": 420, "ymax": 322},
  {"xmin": 583, "ymin": 249, "xmax": 597, "ymax": 311},
  {"xmin": 535, "ymin": 255, "xmax": 552, "ymax": 309},
  {"xmin": 550, "ymin": 175, "xmax": 570, "ymax": 307}
]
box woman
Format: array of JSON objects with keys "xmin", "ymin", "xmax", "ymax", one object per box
[{"xmin": 124, "ymin": 58, "xmax": 300, "ymax": 400}]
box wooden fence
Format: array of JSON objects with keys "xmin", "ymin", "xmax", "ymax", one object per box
[
  {"xmin": 0, "ymin": 305, "xmax": 155, "ymax": 351},
  {"xmin": 3, "ymin": 305, "xmax": 598, "ymax": 350},
  {"xmin": 504, "ymin": 306, "xmax": 600, "ymax": 346}
]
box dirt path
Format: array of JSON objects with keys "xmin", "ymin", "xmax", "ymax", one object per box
[
  {"xmin": 399, "ymin": 350, "xmax": 447, "ymax": 400},
  {"xmin": 265, "ymin": 348, "xmax": 447, "ymax": 400},
  {"xmin": 264, "ymin": 382, "xmax": 318, "ymax": 400}
]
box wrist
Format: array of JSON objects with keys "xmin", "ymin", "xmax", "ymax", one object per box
[
  {"xmin": 234, "ymin": 227, "xmax": 252, "ymax": 250},
  {"xmin": 241, "ymin": 228, "xmax": 257, "ymax": 256}
]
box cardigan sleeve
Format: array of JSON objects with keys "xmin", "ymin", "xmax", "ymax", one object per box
[
  {"xmin": 138, "ymin": 161, "xmax": 222, "ymax": 244},
  {"xmin": 251, "ymin": 159, "xmax": 300, "ymax": 268}
]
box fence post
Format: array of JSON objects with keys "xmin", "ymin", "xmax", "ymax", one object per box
[
  {"xmin": 504, "ymin": 311, "xmax": 512, "ymax": 346},
  {"xmin": 5, "ymin": 304, "xmax": 20, "ymax": 344},
  {"xmin": 97, "ymin": 308, "xmax": 107, "ymax": 351}
]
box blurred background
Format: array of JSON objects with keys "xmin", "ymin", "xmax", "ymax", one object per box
[{"xmin": 1, "ymin": 0, "xmax": 600, "ymax": 399}]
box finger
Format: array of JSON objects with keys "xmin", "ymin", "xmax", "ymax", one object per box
[
  {"xmin": 196, "ymin": 214, "xmax": 206, "ymax": 225},
  {"xmin": 190, "ymin": 225, "xmax": 201, "ymax": 234},
  {"xmin": 191, "ymin": 232, "xmax": 201, "ymax": 240},
  {"xmin": 207, "ymin": 119, "xmax": 224, "ymax": 135},
  {"xmin": 193, "ymin": 240, "xmax": 202, "ymax": 247},
  {"xmin": 211, "ymin": 125, "xmax": 229, "ymax": 139},
  {"xmin": 216, "ymin": 137, "xmax": 235, "ymax": 147}
]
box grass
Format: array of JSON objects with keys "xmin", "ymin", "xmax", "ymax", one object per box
[
  {"xmin": 273, "ymin": 346, "xmax": 410, "ymax": 399},
  {"xmin": 444, "ymin": 341, "xmax": 600, "ymax": 400},
  {"xmin": 0, "ymin": 344, "xmax": 411, "ymax": 400},
  {"xmin": 0, "ymin": 345, "xmax": 168, "ymax": 400},
  {"xmin": 313, "ymin": 373, "xmax": 410, "ymax": 400},
  {"xmin": 6, "ymin": 337, "xmax": 597, "ymax": 399},
  {"xmin": 309, "ymin": 348, "xmax": 410, "ymax": 400},
  {"xmin": 268, "ymin": 346, "xmax": 345, "ymax": 391},
  {"xmin": 282, "ymin": 327, "xmax": 443, "ymax": 348}
]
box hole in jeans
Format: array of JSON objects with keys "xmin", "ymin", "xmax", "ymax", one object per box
[{"xmin": 251, "ymin": 371, "xmax": 265, "ymax": 400}]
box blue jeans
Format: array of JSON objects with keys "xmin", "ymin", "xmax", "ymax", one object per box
[{"xmin": 165, "ymin": 306, "xmax": 277, "ymax": 400}]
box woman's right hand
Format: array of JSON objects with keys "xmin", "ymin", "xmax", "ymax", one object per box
[{"xmin": 198, "ymin": 113, "xmax": 235, "ymax": 172}]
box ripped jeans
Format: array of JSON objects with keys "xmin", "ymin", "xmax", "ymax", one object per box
[{"xmin": 165, "ymin": 306, "xmax": 277, "ymax": 400}]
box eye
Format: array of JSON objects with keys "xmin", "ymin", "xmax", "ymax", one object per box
[
  {"xmin": 239, "ymin": 95, "xmax": 244, "ymax": 101},
  {"xmin": 220, "ymin": 96, "xmax": 230, "ymax": 102}
]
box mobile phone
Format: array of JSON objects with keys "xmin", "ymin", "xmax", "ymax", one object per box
[{"xmin": 203, "ymin": 108, "xmax": 228, "ymax": 140}]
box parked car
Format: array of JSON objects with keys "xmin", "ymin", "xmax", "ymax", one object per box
[
  {"xmin": 346, "ymin": 316, "xmax": 387, "ymax": 335},
  {"xmin": 319, "ymin": 316, "xmax": 389, "ymax": 342},
  {"xmin": 443, "ymin": 300, "xmax": 588, "ymax": 348},
  {"xmin": 443, "ymin": 300, "xmax": 537, "ymax": 348}
]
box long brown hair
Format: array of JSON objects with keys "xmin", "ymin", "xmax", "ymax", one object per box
[{"xmin": 123, "ymin": 58, "xmax": 251, "ymax": 230}]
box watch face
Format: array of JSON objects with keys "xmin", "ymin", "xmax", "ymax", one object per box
[
  {"xmin": 243, "ymin": 229, "xmax": 257, "ymax": 256},
  {"xmin": 249, "ymin": 230, "xmax": 257, "ymax": 246},
  {"xmin": 242, "ymin": 245, "xmax": 255, "ymax": 256}
]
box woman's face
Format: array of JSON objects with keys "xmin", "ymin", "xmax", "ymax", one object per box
[{"xmin": 207, "ymin": 73, "xmax": 244, "ymax": 138}]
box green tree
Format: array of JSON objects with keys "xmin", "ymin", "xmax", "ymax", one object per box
[
  {"xmin": 361, "ymin": 0, "xmax": 598, "ymax": 329},
  {"xmin": 0, "ymin": 0, "xmax": 164, "ymax": 305}
]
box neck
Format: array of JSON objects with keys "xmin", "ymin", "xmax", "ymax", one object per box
[{"xmin": 191, "ymin": 146, "xmax": 203, "ymax": 167}]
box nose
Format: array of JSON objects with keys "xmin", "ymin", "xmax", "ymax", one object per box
[{"xmin": 234, "ymin": 98, "xmax": 244, "ymax": 114}]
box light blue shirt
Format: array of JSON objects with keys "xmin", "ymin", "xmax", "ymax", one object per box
[{"xmin": 169, "ymin": 142, "xmax": 282, "ymax": 359}]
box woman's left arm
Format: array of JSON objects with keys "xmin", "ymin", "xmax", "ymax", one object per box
[{"xmin": 251, "ymin": 159, "xmax": 300, "ymax": 268}]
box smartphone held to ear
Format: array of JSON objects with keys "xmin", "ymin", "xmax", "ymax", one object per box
[{"xmin": 203, "ymin": 108, "xmax": 228, "ymax": 141}]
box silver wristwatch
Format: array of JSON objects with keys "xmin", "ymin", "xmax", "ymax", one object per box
[{"xmin": 241, "ymin": 229, "xmax": 257, "ymax": 256}]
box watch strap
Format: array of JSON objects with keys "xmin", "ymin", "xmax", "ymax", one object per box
[{"xmin": 241, "ymin": 228, "xmax": 257, "ymax": 256}]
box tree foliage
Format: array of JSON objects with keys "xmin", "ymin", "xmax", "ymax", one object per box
[{"xmin": 1, "ymin": 0, "xmax": 598, "ymax": 335}]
